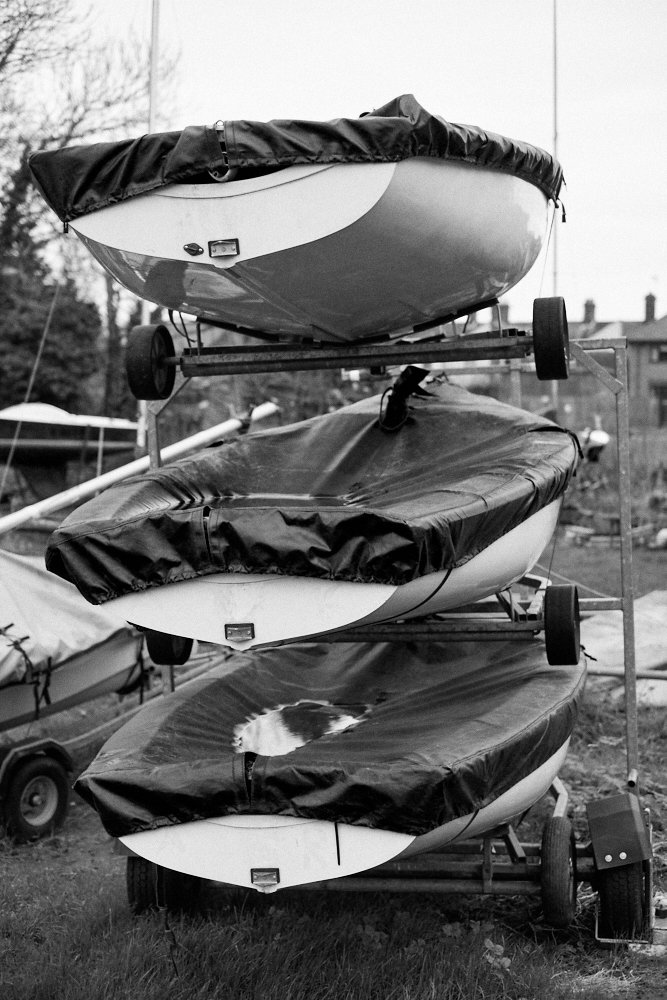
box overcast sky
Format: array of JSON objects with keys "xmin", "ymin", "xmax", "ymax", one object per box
[{"xmin": 88, "ymin": 0, "xmax": 667, "ymax": 325}]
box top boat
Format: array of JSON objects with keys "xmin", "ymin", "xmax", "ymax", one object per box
[{"xmin": 29, "ymin": 95, "xmax": 564, "ymax": 344}]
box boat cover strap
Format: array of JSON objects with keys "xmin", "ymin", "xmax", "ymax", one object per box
[
  {"xmin": 75, "ymin": 640, "xmax": 585, "ymax": 838},
  {"xmin": 45, "ymin": 382, "xmax": 579, "ymax": 604},
  {"xmin": 29, "ymin": 95, "xmax": 563, "ymax": 224}
]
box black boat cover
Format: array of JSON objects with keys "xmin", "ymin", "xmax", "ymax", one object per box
[
  {"xmin": 75, "ymin": 640, "xmax": 585, "ymax": 838},
  {"xmin": 45, "ymin": 382, "xmax": 579, "ymax": 606},
  {"xmin": 29, "ymin": 95, "xmax": 563, "ymax": 225}
]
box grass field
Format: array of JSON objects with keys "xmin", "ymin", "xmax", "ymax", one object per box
[{"xmin": 1, "ymin": 537, "xmax": 666, "ymax": 1000}]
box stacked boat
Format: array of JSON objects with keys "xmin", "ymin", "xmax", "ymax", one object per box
[{"xmin": 30, "ymin": 96, "xmax": 585, "ymax": 907}]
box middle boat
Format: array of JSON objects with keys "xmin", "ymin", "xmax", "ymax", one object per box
[{"xmin": 45, "ymin": 375, "xmax": 579, "ymax": 651}]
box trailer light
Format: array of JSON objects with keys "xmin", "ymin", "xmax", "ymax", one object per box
[
  {"xmin": 209, "ymin": 238, "xmax": 240, "ymax": 258},
  {"xmin": 225, "ymin": 622, "xmax": 255, "ymax": 642},
  {"xmin": 251, "ymin": 868, "xmax": 280, "ymax": 888}
]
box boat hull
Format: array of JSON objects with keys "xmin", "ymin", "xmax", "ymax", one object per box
[
  {"xmin": 0, "ymin": 631, "xmax": 144, "ymax": 733},
  {"xmin": 71, "ymin": 158, "xmax": 549, "ymax": 342},
  {"xmin": 119, "ymin": 740, "xmax": 569, "ymax": 893},
  {"xmin": 0, "ymin": 549, "xmax": 144, "ymax": 733},
  {"xmin": 109, "ymin": 499, "xmax": 562, "ymax": 650}
]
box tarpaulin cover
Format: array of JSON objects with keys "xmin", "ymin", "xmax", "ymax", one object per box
[
  {"xmin": 75, "ymin": 639, "xmax": 585, "ymax": 838},
  {"xmin": 45, "ymin": 382, "xmax": 579, "ymax": 605},
  {"xmin": 0, "ymin": 549, "xmax": 137, "ymax": 688},
  {"xmin": 29, "ymin": 95, "xmax": 563, "ymax": 225}
]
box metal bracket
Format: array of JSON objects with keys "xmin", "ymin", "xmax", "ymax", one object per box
[{"xmin": 586, "ymin": 792, "xmax": 652, "ymax": 870}]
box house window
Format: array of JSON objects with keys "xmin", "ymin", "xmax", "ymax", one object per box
[{"xmin": 649, "ymin": 344, "xmax": 667, "ymax": 363}]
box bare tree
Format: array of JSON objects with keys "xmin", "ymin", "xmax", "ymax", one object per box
[
  {"xmin": 0, "ymin": 2, "xmax": 177, "ymax": 417},
  {"xmin": 0, "ymin": 0, "xmax": 75, "ymax": 90}
]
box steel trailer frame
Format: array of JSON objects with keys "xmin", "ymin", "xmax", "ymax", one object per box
[{"xmin": 133, "ymin": 319, "xmax": 653, "ymax": 938}]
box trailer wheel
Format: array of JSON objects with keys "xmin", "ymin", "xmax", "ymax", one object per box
[
  {"xmin": 597, "ymin": 861, "xmax": 647, "ymax": 940},
  {"xmin": 125, "ymin": 324, "xmax": 176, "ymax": 400},
  {"xmin": 541, "ymin": 815, "xmax": 577, "ymax": 928},
  {"xmin": 127, "ymin": 857, "xmax": 203, "ymax": 915},
  {"xmin": 533, "ymin": 297, "xmax": 569, "ymax": 381},
  {"xmin": 4, "ymin": 756, "xmax": 70, "ymax": 842},
  {"xmin": 544, "ymin": 585, "xmax": 580, "ymax": 665},
  {"xmin": 144, "ymin": 628, "xmax": 193, "ymax": 666}
]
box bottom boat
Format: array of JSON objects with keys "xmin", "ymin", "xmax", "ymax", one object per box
[
  {"xmin": 46, "ymin": 377, "xmax": 579, "ymax": 651},
  {"xmin": 0, "ymin": 549, "xmax": 144, "ymax": 733},
  {"xmin": 76, "ymin": 638, "xmax": 585, "ymax": 893}
]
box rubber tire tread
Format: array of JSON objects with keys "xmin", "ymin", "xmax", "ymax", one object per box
[
  {"xmin": 597, "ymin": 861, "xmax": 646, "ymax": 940},
  {"xmin": 125, "ymin": 324, "xmax": 176, "ymax": 400},
  {"xmin": 126, "ymin": 857, "xmax": 203, "ymax": 915},
  {"xmin": 144, "ymin": 629, "xmax": 194, "ymax": 666},
  {"xmin": 127, "ymin": 856, "xmax": 159, "ymax": 914},
  {"xmin": 544, "ymin": 584, "xmax": 581, "ymax": 665},
  {"xmin": 541, "ymin": 815, "xmax": 577, "ymax": 928},
  {"xmin": 4, "ymin": 756, "xmax": 70, "ymax": 842},
  {"xmin": 533, "ymin": 296, "xmax": 569, "ymax": 381}
]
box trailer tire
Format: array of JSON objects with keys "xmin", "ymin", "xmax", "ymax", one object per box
[
  {"xmin": 541, "ymin": 815, "xmax": 577, "ymax": 928},
  {"xmin": 125, "ymin": 324, "xmax": 176, "ymax": 400},
  {"xmin": 144, "ymin": 629, "xmax": 193, "ymax": 666},
  {"xmin": 3, "ymin": 756, "xmax": 70, "ymax": 842},
  {"xmin": 597, "ymin": 861, "xmax": 647, "ymax": 940},
  {"xmin": 127, "ymin": 857, "xmax": 203, "ymax": 915},
  {"xmin": 533, "ymin": 297, "xmax": 569, "ymax": 381},
  {"xmin": 544, "ymin": 585, "xmax": 580, "ymax": 665}
]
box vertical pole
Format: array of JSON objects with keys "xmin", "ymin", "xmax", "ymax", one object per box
[
  {"xmin": 95, "ymin": 426, "xmax": 105, "ymax": 479},
  {"xmin": 509, "ymin": 359, "xmax": 522, "ymax": 408},
  {"xmin": 136, "ymin": 0, "xmax": 161, "ymax": 456},
  {"xmin": 550, "ymin": 0, "xmax": 560, "ymax": 417},
  {"xmin": 614, "ymin": 343, "xmax": 639, "ymax": 787},
  {"xmin": 148, "ymin": 0, "xmax": 160, "ymax": 135},
  {"xmin": 552, "ymin": 0, "xmax": 558, "ymax": 298}
]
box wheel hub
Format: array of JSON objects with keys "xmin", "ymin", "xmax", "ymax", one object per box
[{"xmin": 20, "ymin": 776, "xmax": 58, "ymax": 825}]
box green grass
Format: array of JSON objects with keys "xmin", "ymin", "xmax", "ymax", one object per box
[
  {"xmin": 1, "ymin": 538, "xmax": 664, "ymax": 1000},
  {"xmin": 537, "ymin": 528, "xmax": 667, "ymax": 600},
  {"xmin": 1, "ymin": 850, "xmax": 641, "ymax": 1000}
]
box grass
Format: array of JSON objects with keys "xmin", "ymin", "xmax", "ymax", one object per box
[
  {"xmin": 1, "ymin": 835, "xmax": 643, "ymax": 1000},
  {"xmin": 1, "ymin": 537, "xmax": 665, "ymax": 999}
]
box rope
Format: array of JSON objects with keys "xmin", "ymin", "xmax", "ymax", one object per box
[
  {"xmin": 533, "ymin": 561, "xmax": 614, "ymax": 599},
  {"xmin": 537, "ymin": 201, "xmax": 558, "ymax": 299}
]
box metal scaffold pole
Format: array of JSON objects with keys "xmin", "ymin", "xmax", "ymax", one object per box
[{"xmin": 614, "ymin": 343, "xmax": 639, "ymax": 786}]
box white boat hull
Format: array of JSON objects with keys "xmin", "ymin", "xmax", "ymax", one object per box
[
  {"xmin": 71, "ymin": 157, "xmax": 549, "ymax": 342},
  {"xmin": 0, "ymin": 630, "xmax": 144, "ymax": 733},
  {"xmin": 120, "ymin": 740, "xmax": 569, "ymax": 893},
  {"xmin": 109, "ymin": 498, "xmax": 561, "ymax": 651}
]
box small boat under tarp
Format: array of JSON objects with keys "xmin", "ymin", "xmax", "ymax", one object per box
[
  {"xmin": 0, "ymin": 403, "xmax": 137, "ymax": 465},
  {"xmin": 29, "ymin": 95, "xmax": 564, "ymax": 343},
  {"xmin": 76, "ymin": 638, "xmax": 586, "ymax": 892},
  {"xmin": 45, "ymin": 377, "xmax": 579, "ymax": 651},
  {"xmin": 0, "ymin": 549, "xmax": 144, "ymax": 732}
]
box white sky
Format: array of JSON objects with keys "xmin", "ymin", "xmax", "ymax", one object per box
[{"xmin": 86, "ymin": 0, "xmax": 667, "ymax": 325}]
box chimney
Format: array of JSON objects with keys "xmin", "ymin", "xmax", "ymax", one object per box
[
  {"xmin": 645, "ymin": 293, "xmax": 656, "ymax": 323},
  {"xmin": 499, "ymin": 303, "xmax": 510, "ymax": 326},
  {"xmin": 583, "ymin": 299, "xmax": 596, "ymax": 324}
]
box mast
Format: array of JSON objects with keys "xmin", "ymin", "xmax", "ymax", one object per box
[
  {"xmin": 550, "ymin": 0, "xmax": 560, "ymax": 416},
  {"xmin": 552, "ymin": 0, "xmax": 558, "ymax": 297},
  {"xmin": 137, "ymin": 0, "xmax": 160, "ymax": 452},
  {"xmin": 148, "ymin": 0, "xmax": 160, "ymax": 134}
]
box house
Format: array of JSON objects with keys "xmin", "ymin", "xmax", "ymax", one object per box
[
  {"xmin": 577, "ymin": 294, "xmax": 667, "ymax": 428},
  {"xmin": 621, "ymin": 295, "xmax": 667, "ymax": 427}
]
